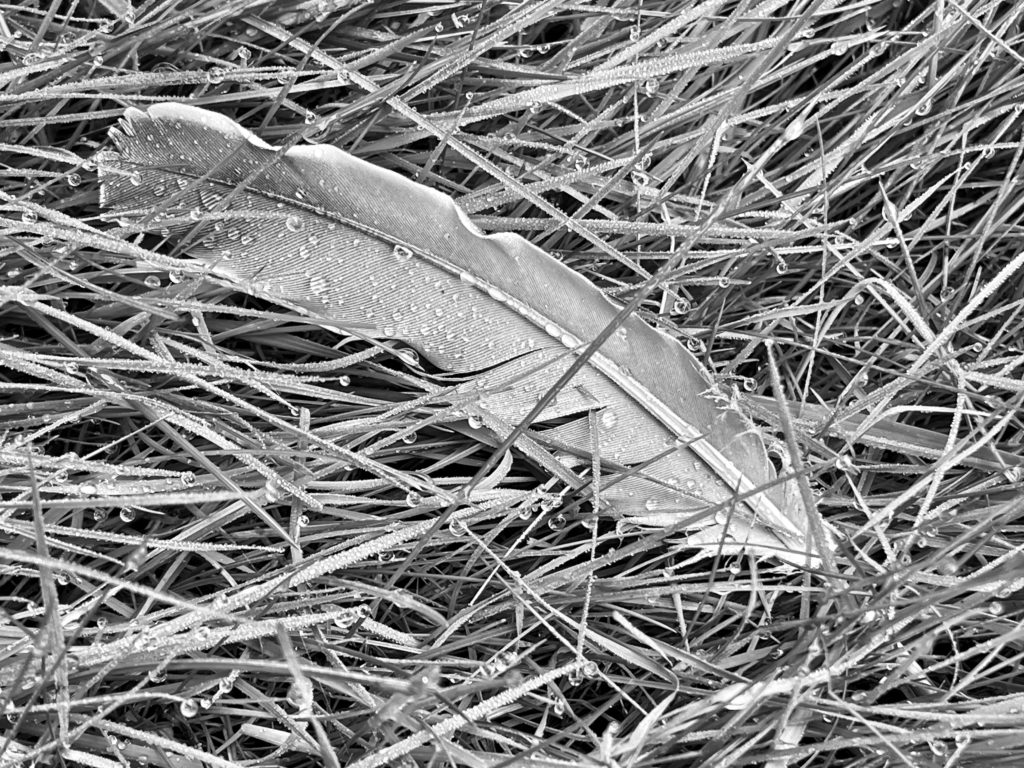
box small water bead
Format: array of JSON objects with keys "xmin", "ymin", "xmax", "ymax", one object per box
[
  {"xmin": 547, "ymin": 513, "xmax": 567, "ymax": 531},
  {"xmin": 179, "ymin": 699, "xmax": 198, "ymax": 718},
  {"xmin": 66, "ymin": 172, "xmax": 83, "ymax": 188},
  {"xmin": 119, "ymin": 507, "xmax": 136, "ymax": 523},
  {"xmin": 338, "ymin": 375, "xmax": 351, "ymax": 387},
  {"xmin": 467, "ymin": 414, "xmax": 484, "ymax": 429},
  {"xmin": 405, "ymin": 490, "xmax": 422, "ymax": 507},
  {"xmin": 448, "ymin": 519, "xmax": 468, "ymax": 536},
  {"xmin": 853, "ymin": 293, "xmax": 865, "ymax": 306},
  {"xmin": 775, "ymin": 260, "xmax": 789, "ymax": 274},
  {"xmin": 21, "ymin": 209, "xmax": 38, "ymax": 224},
  {"xmin": 401, "ymin": 432, "xmax": 416, "ymax": 444},
  {"xmin": 297, "ymin": 514, "xmax": 310, "ymax": 527},
  {"xmin": 599, "ymin": 410, "xmax": 618, "ymax": 429},
  {"xmin": 144, "ymin": 275, "xmax": 160, "ymax": 289},
  {"xmin": 285, "ymin": 215, "xmax": 302, "ymax": 232},
  {"xmin": 129, "ymin": 171, "xmax": 142, "ymax": 186},
  {"xmin": 309, "ymin": 275, "xmax": 328, "ymax": 294},
  {"xmin": 673, "ymin": 297, "xmax": 691, "ymax": 314},
  {"xmin": 393, "ymin": 244, "xmax": 413, "ymax": 261},
  {"xmin": 148, "ymin": 668, "xmax": 167, "ymax": 683}
]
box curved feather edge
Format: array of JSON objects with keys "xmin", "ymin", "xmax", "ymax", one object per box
[{"xmin": 98, "ymin": 103, "xmax": 832, "ymax": 567}]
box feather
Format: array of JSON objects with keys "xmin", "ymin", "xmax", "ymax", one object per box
[{"xmin": 98, "ymin": 103, "xmax": 830, "ymax": 565}]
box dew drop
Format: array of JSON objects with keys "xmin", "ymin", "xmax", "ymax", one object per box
[
  {"xmin": 67, "ymin": 172, "xmax": 82, "ymax": 187},
  {"xmin": 393, "ymin": 244, "xmax": 413, "ymax": 261},
  {"xmin": 309, "ymin": 275, "xmax": 328, "ymax": 294},
  {"xmin": 548, "ymin": 513, "xmax": 566, "ymax": 531},
  {"xmin": 129, "ymin": 171, "xmax": 142, "ymax": 186},
  {"xmin": 179, "ymin": 699, "xmax": 198, "ymax": 718},
  {"xmin": 21, "ymin": 210, "xmax": 38, "ymax": 224},
  {"xmin": 144, "ymin": 275, "xmax": 160, "ymax": 289},
  {"xmin": 599, "ymin": 410, "xmax": 617, "ymax": 429},
  {"xmin": 487, "ymin": 287, "xmax": 507, "ymax": 302},
  {"xmin": 468, "ymin": 414, "xmax": 484, "ymax": 429},
  {"xmin": 338, "ymin": 375, "xmax": 351, "ymax": 386},
  {"xmin": 119, "ymin": 507, "xmax": 136, "ymax": 523},
  {"xmin": 285, "ymin": 215, "xmax": 302, "ymax": 232},
  {"xmin": 405, "ymin": 490, "xmax": 422, "ymax": 506}
]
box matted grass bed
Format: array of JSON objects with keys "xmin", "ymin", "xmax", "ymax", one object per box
[{"xmin": 2, "ymin": 1, "xmax": 1024, "ymax": 766}]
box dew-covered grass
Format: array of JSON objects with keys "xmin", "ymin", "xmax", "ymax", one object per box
[{"xmin": 3, "ymin": 1, "xmax": 1024, "ymax": 766}]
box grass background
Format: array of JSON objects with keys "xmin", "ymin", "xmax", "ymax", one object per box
[{"xmin": 3, "ymin": 0, "xmax": 1024, "ymax": 766}]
